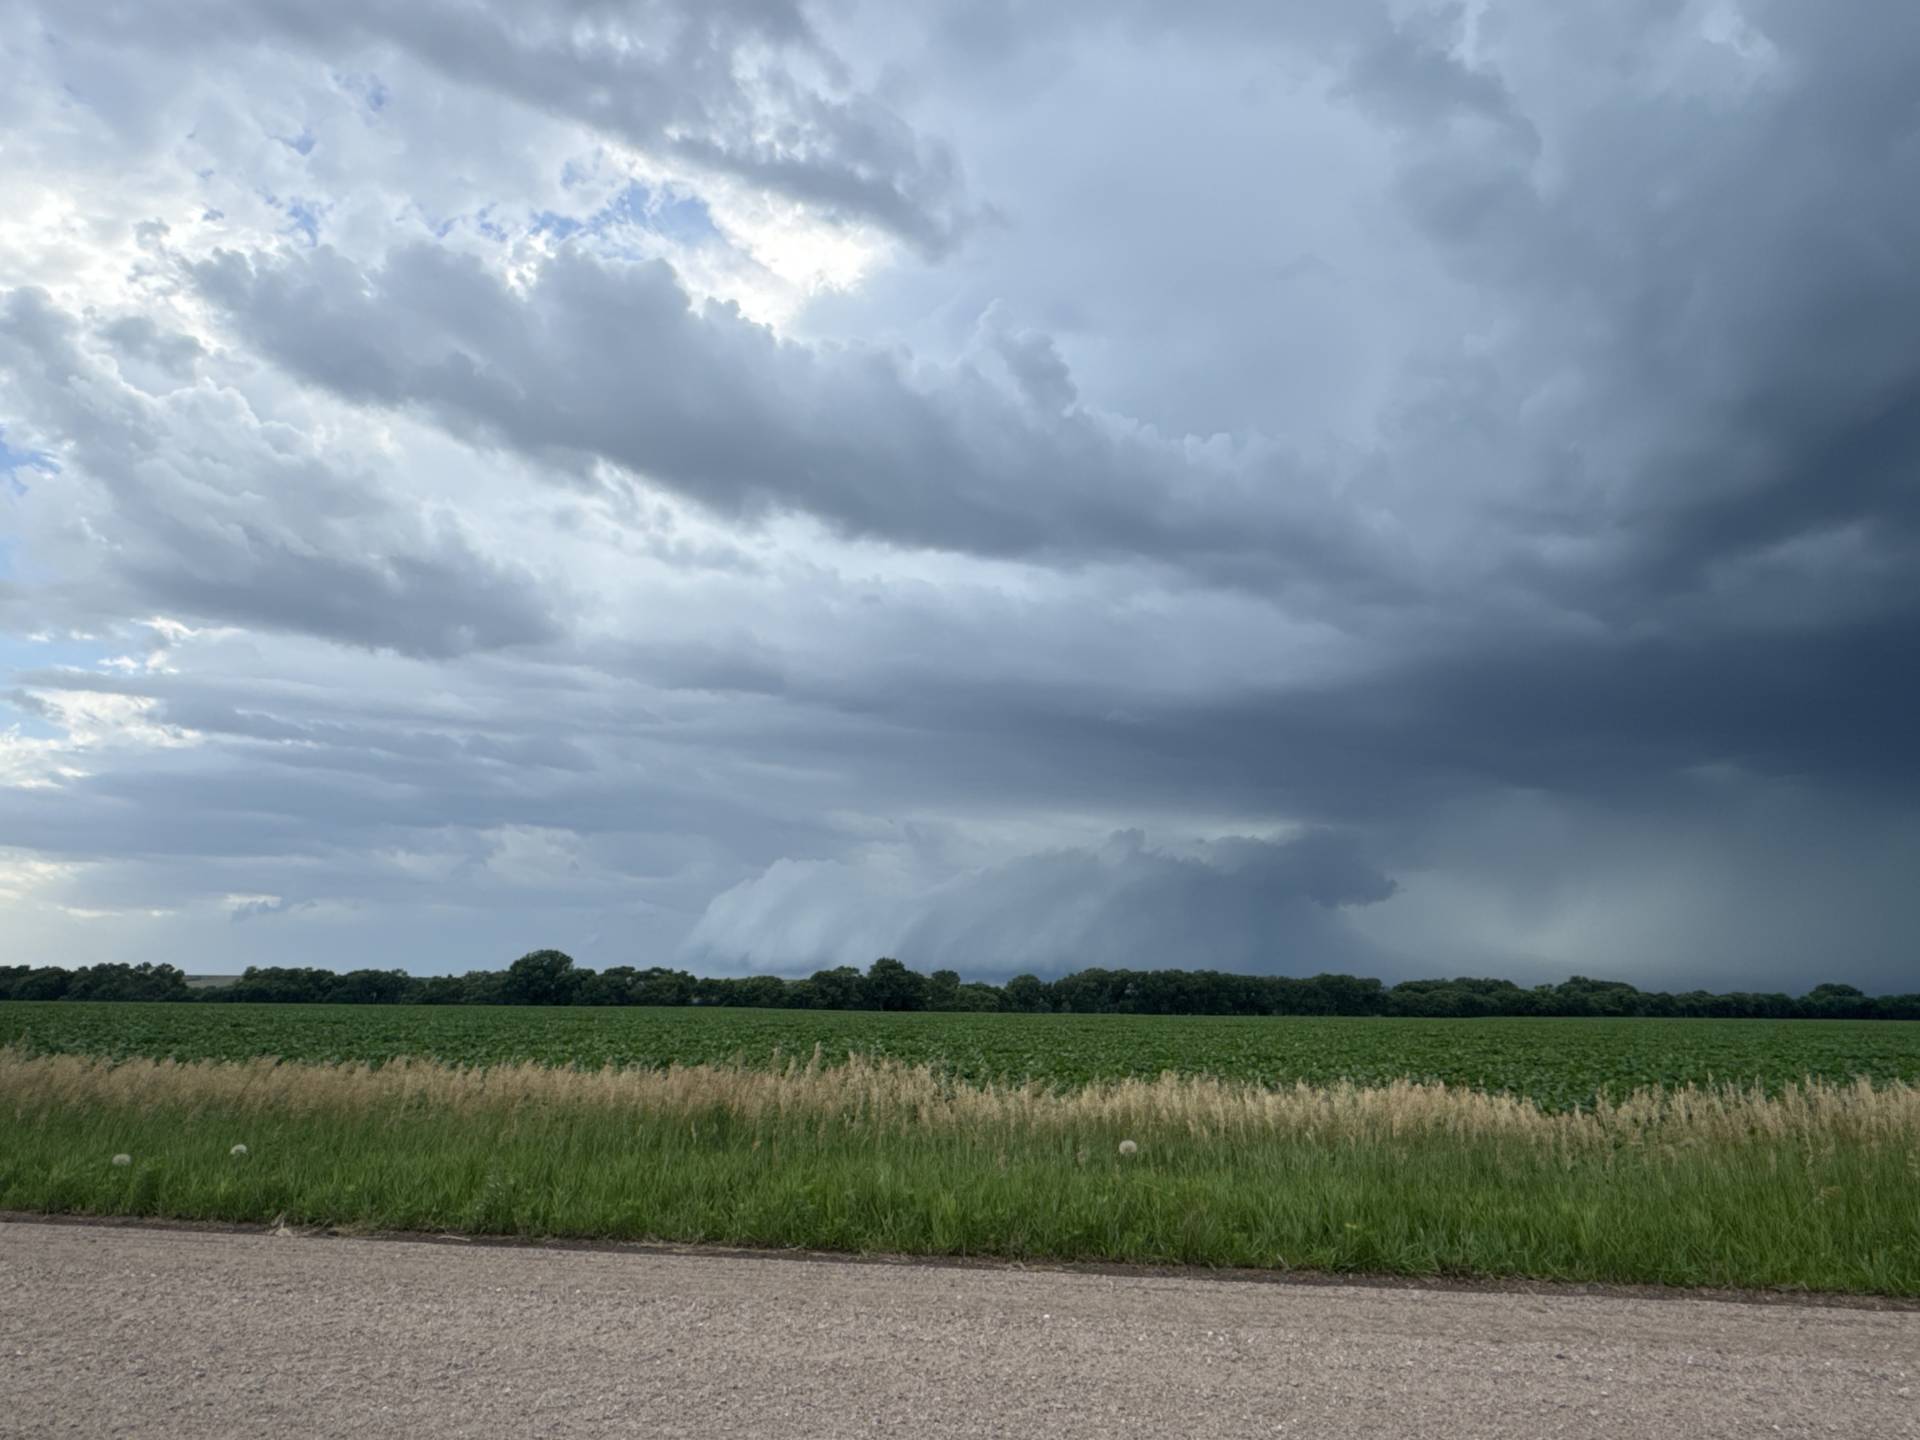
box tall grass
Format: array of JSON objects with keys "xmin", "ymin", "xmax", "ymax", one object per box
[{"xmin": 4, "ymin": 1048, "xmax": 1917, "ymax": 1294}]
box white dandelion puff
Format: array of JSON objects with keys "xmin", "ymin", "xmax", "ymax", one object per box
[
  {"xmin": 230, "ymin": 1144, "xmax": 249, "ymax": 1157},
  {"xmin": 110, "ymin": 1153, "xmax": 132, "ymax": 1167},
  {"xmin": 1118, "ymin": 1139, "xmax": 1139, "ymax": 1157}
]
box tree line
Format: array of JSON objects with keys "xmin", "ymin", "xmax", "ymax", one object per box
[{"xmin": 1, "ymin": 953, "xmax": 1916, "ymax": 1019}]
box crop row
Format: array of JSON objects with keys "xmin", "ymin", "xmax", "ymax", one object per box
[{"xmin": 5, "ymin": 1002, "xmax": 1918, "ymax": 1110}]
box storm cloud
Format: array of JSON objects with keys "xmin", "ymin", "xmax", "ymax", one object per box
[{"xmin": 3, "ymin": 0, "xmax": 1918, "ymax": 989}]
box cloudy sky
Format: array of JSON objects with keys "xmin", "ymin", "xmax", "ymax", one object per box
[{"xmin": 2, "ymin": 1, "xmax": 1917, "ymax": 989}]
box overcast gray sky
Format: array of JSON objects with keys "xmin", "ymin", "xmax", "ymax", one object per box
[{"xmin": 3, "ymin": 0, "xmax": 1917, "ymax": 989}]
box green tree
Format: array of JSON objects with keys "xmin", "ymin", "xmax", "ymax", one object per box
[
  {"xmin": 11, "ymin": 966, "xmax": 72, "ymax": 1001},
  {"xmin": 949, "ymin": 982, "xmax": 1005, "ymax": 1011},
  {"xmin": 631, "ymin": 967, "xmax": 696, "ymax": 1006},
  {"xmin": 736, "ymin": 974, "xmax": 789, "ymax": 1008},
  {"xmin": 575, "ymin": 967, "xmax": 634, "ymax": 1006},
  {"xmin": 863, "ymin": 957, "xmax": 929, "ymax": 1011},
  {"xmin": 1805, "ymin": 983, "xmax": 1868, "ymax": 1018},
  {"xmin": 215, "ymin": 967, "xmax": 333, "ymax": 1004},
  {"xmin": 414, "ymin": 974, "xmax": 472, "ymax": 1005},
  {"xmin": 327, "ymin": 969, "xmax": 415, "ymax": 1004},
  {"xmin": 807, "ymin": 966, "xmax": 866, "ymax": 1009},
  {"xmin": 501, "ymin": 949, "xmax": 584, "ymax": 1006},
  {"xmin": 1003, "ymin": 974, "xmax": 1049, "ymax": 1012}
]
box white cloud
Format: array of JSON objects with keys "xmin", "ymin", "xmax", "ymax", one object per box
[{"xmin": 0, "ymin": 851, "xmax": 85, "ymax": 902}]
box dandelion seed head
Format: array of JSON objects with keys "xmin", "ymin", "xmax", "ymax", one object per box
[
  {"xmin": 110, "ymin": 1153, "xmax": 131, "ymax": 1167},
  {"xmin": 1118, "ymin": 1139, "xmax": 1138, "ymax": 1156}
]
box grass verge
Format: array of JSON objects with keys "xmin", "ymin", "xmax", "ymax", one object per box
[{"xmin": 4, "ymin": 1049, "xmax": 1917, "ymax": 1294}]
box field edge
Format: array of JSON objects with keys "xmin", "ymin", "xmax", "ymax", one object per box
[{"xmin": 8, "ymin": 1209, "xmax": 1918, "ymax": 1314}]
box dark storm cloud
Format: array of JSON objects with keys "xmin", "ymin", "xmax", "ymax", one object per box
[
  {"xmin": 193, "ymin": 243, "xmax": 1381, "ymax": 588},
  {"xmin": 1361, "ymin": 2, "xmax": 1920, "ymax": 610},
  {"xmin": 685, "ymin": 829, "xmax": 1398, "ymax": 977},
  {"xmin": 0, "ymin": 650, "xmax": 846, "ymax": 876},
  {"xmin": 9, "ymin": 0, "xmax": 1920, "ymax": 986},
  {"xmin": 182, "ymin": 0, "xmax": 1920, "ymax": 661},
  {"xmin": 935, "ymin": 0, "xmax": 1920, "ymax": 639},
  {"xmin": 770, "ymin": 605, "xmax": 1920, "ymax": 840},
  {"xmin": 1338, "ymin": 13, "xmax": 1535, "ymax": 138}
]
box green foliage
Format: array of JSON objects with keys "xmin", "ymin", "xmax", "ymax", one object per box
[
  {"xmin": 4, "ymin": 958, "xmax": 1917, "ymax": 1019},
  {"xmin": 6, "ymin": 1072, "xmax": 1917, "ymax": 1294},
  {"xmin": 862, "ymin": 957, "xmax": 928, "ymax": 1011},
  {"xmin": 5, "ymin": 1002, "xmax": 1918, "ymax": 1110},
  {"xmin": 0, "ymin": 963, "xmax": 190, "ymax": 1003},
  {"xmin": 1003, "ymin": 974, "xmax": 1048, "ymax": 1012},
  {"xmin": 500, "ymin": 950, "xmax": 583, "ymax": 1007},
  {"xmin": 805, "ymin": 966, "xmax": 865, "ymax": 1010}
]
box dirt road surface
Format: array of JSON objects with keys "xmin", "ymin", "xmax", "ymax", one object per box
[{"xmin": 2, "ymin": 1220, "xmax": 1915, "ymax": 1439}]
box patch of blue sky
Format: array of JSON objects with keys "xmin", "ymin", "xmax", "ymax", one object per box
[
  {"xmin": 474, "ymin": 206, "xmax": 511, "ymax": 242},
  {"xmin": 1, "ymin": 427, "xmax": 58, "ymax": 499},
  {"xmin": 286, "ymin": 198, "xmax": 324, "ymax": 245},
  {"xmin": 0, "ymin": 707, "xmax": 65, "ymax": 746},
  {"xmin": 532, "ymin": 210, "xmax": 584, "ymax": 241},
  {"xmin": 279, "ymin": 127, "xmax": 316, "ymax": 156},
  {"xmin": 532, "ymin": 180, "xmax": 719, "ymax": 250},
  {"xmin": 0, "ymin": 631, "xmax": 114, "ymax": 740},
  {"xmin": 257, "ymin": 190, "xmax": 325, "ymax": 246},
  {"xmin": 330, "ymin": 70, "xmax": 390, "ymax": 114}
]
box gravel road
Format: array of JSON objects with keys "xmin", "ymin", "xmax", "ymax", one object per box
[{"xmin": 1, "ymin": 1220, "xmax": 1915, "ymax": 1439}]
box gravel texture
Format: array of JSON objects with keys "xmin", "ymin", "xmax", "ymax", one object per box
[{"xmin": 1, "ymin": 1220, "xmax": 1915, "ymax": 1439}]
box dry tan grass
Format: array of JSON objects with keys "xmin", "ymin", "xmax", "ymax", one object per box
[{"xmin": 6, "ymin": 1045, "xmax": 1916, "ymax": 1153}]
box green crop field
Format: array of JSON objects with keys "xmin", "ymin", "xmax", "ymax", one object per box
[
  {"xmin": 4, "ymin": 1001, "xmax": 1918, "ymax": 1109},
  {"xmin": 8, "ymin": 1001, "xmax": 1918, "ymax": 1292}
]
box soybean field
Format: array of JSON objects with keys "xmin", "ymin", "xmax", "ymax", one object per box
[{"xmin": 5, "ymin": 1001, "xmax": 1917, "ymax": 1110}]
